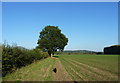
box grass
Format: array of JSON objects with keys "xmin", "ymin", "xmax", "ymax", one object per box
[
  {"xmin": 60, "ymin": 54, "xmax": 118, "ymax": 74},
  {"xmin": 59, "ymin": 54, "xmax": 118, "ymax": 81},
  {"xmin": 3, "ymin": 57, "xmax": 56, "ymax": 81},
  {"xmin": 2, "ymin": 54, "xmax": 119, "ymax": 81}
]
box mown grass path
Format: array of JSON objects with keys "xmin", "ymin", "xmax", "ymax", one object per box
[
  {"xmin": 3, "ymin": 58, "xmax": 55, "ymax": 81},
  {"xmin": 52, "ymin": 58, "xmax": 72, "ymax": 81}
]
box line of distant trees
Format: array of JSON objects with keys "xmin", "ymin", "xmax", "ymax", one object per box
[
  {"xmin": 104, "ymin": 45, "xmax": 120, "ymax": 54},
  {"xmin": 55, "ymin": 50, "xmax": 100, "ymax": 55}
]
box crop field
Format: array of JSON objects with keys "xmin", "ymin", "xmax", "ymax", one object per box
[
  {"xmin": 59, "ymin": 54, "xmax": 118, "ymax": 81},
  {"xmin": 2, "ymin": 54, "xmax": 119, "ymax": 81}
]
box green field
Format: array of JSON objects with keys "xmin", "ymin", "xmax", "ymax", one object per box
[
  {"xmin": 60, "ymin": 54, "xmax": 118, "ymax": 81},
  {"xmin": 3, "ymin": 54, "xmax": 119, "ymax": 81}
]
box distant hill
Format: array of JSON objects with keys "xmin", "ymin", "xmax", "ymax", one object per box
[{"xmin": 63, "ymin": 50, "xmax": 97, "ymax": 54}]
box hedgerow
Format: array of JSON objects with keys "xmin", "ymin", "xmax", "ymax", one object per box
[{"xmin": 2, "ymin": 44, "xmax": 49, "ymax": 77}]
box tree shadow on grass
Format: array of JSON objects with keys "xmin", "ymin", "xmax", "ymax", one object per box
[{"xmin": 52, "ymin": 56, "xmax": 59, "ymax": 58}]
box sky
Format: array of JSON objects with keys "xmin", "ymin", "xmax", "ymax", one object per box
[
  {"xmin": 0, "ymin": 2, "xmax": 2, "ymax": 43},
  {"xmin": 2, "ymin": 0, "xmax": 120, "ymax": 2},
  {"xmin": 2, "ymin": 2, "xmax": 118, "ymax": 52}
]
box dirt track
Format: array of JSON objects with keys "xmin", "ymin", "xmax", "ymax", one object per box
[{"xmin": 52, "ymin": 58, "xmax": 73, "ymax": 82}]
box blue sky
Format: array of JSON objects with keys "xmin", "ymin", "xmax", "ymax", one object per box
[
  {"xmin": 2, "ymin": 2, "xmax": 118, "ymax": 52},
  {"xmin": 2, "ymin": 0, "xmax": 120, "ymax": 2}
]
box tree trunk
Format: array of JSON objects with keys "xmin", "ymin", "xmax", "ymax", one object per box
[
  {"xmin": 52, "ymin": 52, "xmax": 54, "ymax": 55},
  {"xmin": 48, "ymin": 51, "xmax": 51, "ymax": 57}
]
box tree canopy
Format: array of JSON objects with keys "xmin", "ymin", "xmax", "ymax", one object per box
[
  {"xmin": 37, "ymin": 25, "xmax": 68, "ymax": 56},
  {"xmin": 104, "ymin": 45, "xmax": 120, "ymax": 54}
]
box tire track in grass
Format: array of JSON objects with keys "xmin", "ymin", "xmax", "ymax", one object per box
[
  {"xmin": 3, "ymin": 58, "xmax": 54, "ymax": 81},
  {"xmin": 16, "ymin": 58, "xmax": 52, "ymax": 81},
  {"xmin": 60, "ymin": 58, "xmax": 85, "ymax": 81},
  {"xmin": 23, "ymin": 58, "xmax": 53, "ymax": 81},
  {"xmin": 68, "ymin": 58, "xmax": 118, "ymax": 81},
  {"xmin": 43, "ymin": 65, "xmax": 52, "ymax": 77},
  {"xmin": 29, "ymin": 58, "xmax": 53, "ymax": 81},
  {"xmin": 62, "ymin": 58, "xmax": 99, "ymax": 81},
  {"xmin": 71, "ymin": 58, "xmax": 118, "ymax": 80},
  {"xmin": 64, "ymin": 58, "xmax": 106, "ymax": 81},
  {"xmin": 68, "ymin": 65, "xmax": 85, "ymax": 81},
  {"xmin": 67, "ymin": 58, "xmax": 106, "ymax": 81},
  {"xmin": 72, "ymin": 57, "xmax": 118, "ymax": 75},
  {"xmin": 60, "ymin": 59, "xmax": 82, "ymax": 81},
  {"xmin": 35, "ymin": 57, "xmax": 56, "ymax": 81},
  {"xmin": 52, "ymin": 58, "xmax": 73, "ymax": 81},
  {"xmin": 42, "ymin": 58, "xmax": 56, "ymax": 81}
]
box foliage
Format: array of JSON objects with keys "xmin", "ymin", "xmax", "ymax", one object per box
[
  {"xmin": 104, "ymin": 45, "xmax": 120, "ymax": 54},
  {"xmin": 37, "ymin": 25, "xmax": 68, "ymax": 56},
  {"xmin": 2, "ymin": 43, "xmax": 49, "ymax": 77},
  {"xmin": 3, "ymin": 58, "xmax": 55, "ymax": 81},
  {"xmin": 62, "ymin": 50, "xmax": 97, "ymax": 55}
]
